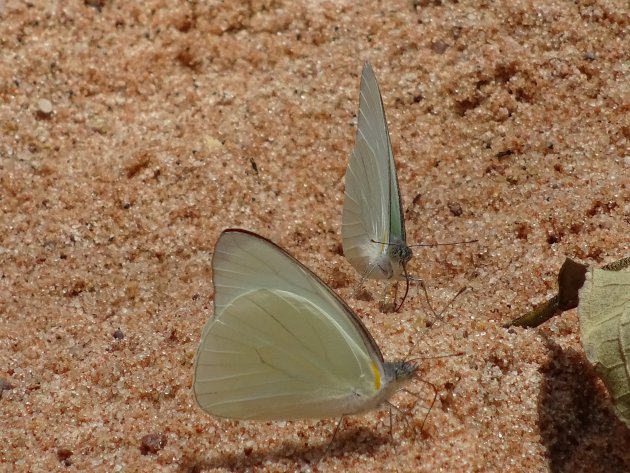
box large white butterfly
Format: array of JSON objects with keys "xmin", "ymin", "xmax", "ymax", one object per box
[
  {"xmin": 193, "ymin": 229, "xmax": 417, "ymax": 420},
  {"xmin": 578, "ymin": 266, "xmax": 630, "ymax": 427},
  {"xmin": 342, "ymin": 63, "xmax": 412, "ymax": 284}
]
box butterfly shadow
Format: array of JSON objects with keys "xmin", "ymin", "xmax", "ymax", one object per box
[
  {"xmin": 178, "ymin": 423, "xmax": 391, "ymax": 472},
  {"xmin": 538, "ymin": 336, "xmax": 630, "ymax": 473}
]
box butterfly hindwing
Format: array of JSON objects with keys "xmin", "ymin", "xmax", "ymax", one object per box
[{"xmin": 194, "ymin": 230, "xmax": 386, "ymax": 420}]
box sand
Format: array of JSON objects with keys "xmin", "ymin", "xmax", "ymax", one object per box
[{"xmin": 1, "ymin": 0, "xmax": 629, "ymax": 471}]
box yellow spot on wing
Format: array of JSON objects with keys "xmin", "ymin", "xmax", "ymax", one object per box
[{"xmin": 371, "ymin": 361, "xmax": 381, "ymax": 390}]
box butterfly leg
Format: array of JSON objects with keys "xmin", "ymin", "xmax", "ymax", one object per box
[
  {"xmin": 407, "ymin": 275, "xmax": 437, "ymax": 318},
  {"xmin": 388, "ymin": 404, "xmax": 403, "ymax": 473},
  {"xmin": 383, "ymin": 400, "xmax": 413, "ymax": 436},
  {"xmin": 376, "ymin": 282, "xmax": 402, "ymax": 313},
  {"xmin": 438, "ymin": 287, "xmax": 468, "ymax": 319},
  {"xmin": 329, "ymin": 415, "xmax": 345, "ymax": 447},
  {"xmin": 382, "ymin": 401, "xmax": 412, "ymax": 473},
  {"xmin": 314, "ymin": 415, "xmax": 346, "ymax": 467},
  {"xmin": 353, "ymin": 264, "xmax": 382, "ymax": 301},
  {"xmin": 352, "ymin": 276, "xmax": 371, "ymax": 302},
  {"xmin": 402, "ymin": 379, "xmax": 438, "ymax": 433}
]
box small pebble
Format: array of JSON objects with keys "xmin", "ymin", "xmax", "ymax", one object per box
[
  {"xmin": 0, "ymin": 378, "xmax": 14, "ymax": 394},
  {"xmin": 112, "ymin": 328, "xmax": 125, "ymax": 340},
  {"xmin": 57, "ymin": 448, "xmax": 73, "ymax": 466},
  {"xmin": 448, "ymin": 201, "xmax": 463, "ymax": 216},
  {"xmin": 37, "ymin": 98, "xmax": 53, "ymax": 116},
  {"xmin": 139, "ymin": 433, "xmax": 167, "ymax": 455}
]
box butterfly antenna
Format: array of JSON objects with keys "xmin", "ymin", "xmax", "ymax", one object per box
[
  {"xmin": 407, "ymin": 238, "xmax": 478, "ymax": 248},
  {"xmin": 370, "ymin": 238, "xmax": 478, "ymax": 248},
  {"xmin": 407, "ymin": 351, "xmax": 466, "ymax": 363}
]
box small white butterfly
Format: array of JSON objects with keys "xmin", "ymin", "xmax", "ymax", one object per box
[
  {"xmin": 342, "ymin": 64, "xmax": 412, "ymax": 285},
  {"xmin": 578, "ymin": 266, "xmax": 630, "ymax": 427},
  {"xmin": 193, "ymin": 229, "xmax": 418, "ymax": 421}
]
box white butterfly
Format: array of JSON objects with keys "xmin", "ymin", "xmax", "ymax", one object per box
[
  {"xmin": 193, "ymin": 229, "xmax": 417, "ymax": 421},
  {"xmin": 342, "ymin": 64, "xmax": 412, "ymax": 284},
  {"xmin": 578, "ymin": 266, "xmax": 630, "ymax": 426}
]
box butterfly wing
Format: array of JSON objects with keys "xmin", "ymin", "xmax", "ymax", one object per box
[
  {"xmin": 578, "ymin": 267, "xmax": 630, "ymax": 426},
  {"xmin": 194, "ymin": 229, "xmax": 386, "ymax": 420},
  {"xmin": 342, "ymin": 63, "xmax": 407, "ymax": 280}
]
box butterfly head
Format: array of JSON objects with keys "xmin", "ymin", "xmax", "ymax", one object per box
[
  {"xmin": 386, "ymin": 359, "xmax": 418, "ymax": 385},
  {"xmin": 389, "ymin": 243, "xmax": 413, "ymax": 267},
  {"xmin": 397, "ymin": 360, "xmax": 418, "ymax": 381},
  {"xmin": 377, "ymin": 360, "xmax": 418, "ymax": 402}
]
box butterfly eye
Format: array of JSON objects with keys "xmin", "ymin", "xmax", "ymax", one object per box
[
  {"xmin": 395, "ymin": 361, "xmax": 418, "ymax": 380},
  {"xmin": 397, "ymin": 246, "xmax": 413, "ymax": 265}
]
